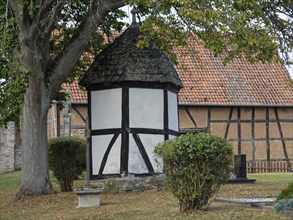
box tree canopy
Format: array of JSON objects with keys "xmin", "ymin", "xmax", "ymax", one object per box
[
  {"xmin": 0, "ymin": 0, "xmax": 292, "ymax": 198},
  {"xmin": 1, "ymin": 0, "xmax": 292, "ymax": 126}
]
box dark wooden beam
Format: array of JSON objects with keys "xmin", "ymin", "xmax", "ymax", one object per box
[
  {"xmin": 121, "ymin": 87, "xmax": 129, "ymax": 174},
  {"xmin": 251, "ymin": 107, "xmax": 256, "ymax": 172},
  {"xmin": 224, "ymin": 107, "xmax": 234, "ymax": 138},
  {"xmin": 72, "ymin": 105, "xmax": 87, "ymax": 124},
  {"xmin": 88, "ymin": 91, "xmax": 93, "ymax": 179},
  {"xmin": 98, "ymin": 133, "xmax": 120, "ymax": 177},
  {"xmin": 274, "ymin": 107, "xmax": 290, "ymax": 166},
  {"xmin": 237, "ymin": 107, "xmax": 241, "ymax": 154},
  {"xmin": 129, "ymin": 128, "xmax": 165, "ymax": 135},
  {"xmin": 91, "ymin": 128, "xmax": 122, "ymax": 135},
  {"xmin": 229, "ymin": 137, "xmax": 293, "ymax": 141},
  {"xmin": 132, "ymin": 133, "xmax": 155, "ymax": 174},
  {"xmin": 184, "ymin": 106, "xmax": 197, "ymax": 127},
  {"xmin": 209, "ymin": 119, "xmax": 293, "ymax": 123},
  {"xmin": 266, "ymin": 107, "xmax": 270, "ymax": 162},
  {"xmin": 164, "ymin": 90, "xmax": 169, "ymax": 141},
  {"xmin": 207, "ymin": 107, "xmax": 211, "ymax": 133}
]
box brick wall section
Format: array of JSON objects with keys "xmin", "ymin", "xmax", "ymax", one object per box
[{"xmin": 0, "ymin": 122, "xmax": 15, "ymax": 173}]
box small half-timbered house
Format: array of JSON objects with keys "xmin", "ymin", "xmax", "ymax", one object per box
[{"xmin": 79, "ymin": 16, "xmax": 183, "ymax": 179}]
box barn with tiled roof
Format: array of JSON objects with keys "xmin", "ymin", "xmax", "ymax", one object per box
[
  {"xmin": 177, "ymin": 35, "xmax": 292, "ymax": 106},
  {"xmin": 56, "ymin": 33, "xmax": 292, "ymax": 173}
]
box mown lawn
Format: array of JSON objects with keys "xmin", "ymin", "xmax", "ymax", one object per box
[{"xmin": 0, "ymin": 171, "xmax": 292, "ymax": 220}]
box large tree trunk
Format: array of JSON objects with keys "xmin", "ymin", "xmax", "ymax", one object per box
[
  {"xmin": 9, "ymin": 0, "xmax": 125, "ymax": 200},
  {"xmin": 16, "ymin": 75, "xmax": 54, "ymax": 199}
]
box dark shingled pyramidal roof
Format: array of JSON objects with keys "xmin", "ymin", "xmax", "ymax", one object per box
[{"xmin": 80, "ymin": 10, "xmax": 183, "ymax": 89}]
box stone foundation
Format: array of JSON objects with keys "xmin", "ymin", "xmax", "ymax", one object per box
[{"xmin": 90, "ymin": 175, "xmax": 166, "ymax": 193}]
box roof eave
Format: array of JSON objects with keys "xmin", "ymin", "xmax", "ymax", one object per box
[{"xmin": 179, "ymin": 103, "xmax": 293, "ymax": 108}]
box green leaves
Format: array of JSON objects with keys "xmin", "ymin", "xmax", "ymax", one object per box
[
  {"xmin": 0, "ymin": 1, "xmax": 24, "ymax": 126},
  {"xmin": 155, "ymin": 133, "xmax": 233, "ymax": 211},
  {"xmin": 127, "ymin": 0, "xmax": 292, "ymax": 65},
  {"xmin": 1, "ymin": 0, "xmax": 292, "ymax": 127},
  {"xmin": 48, "ymin": 136, "xmax": 86, "ymax": 192}
]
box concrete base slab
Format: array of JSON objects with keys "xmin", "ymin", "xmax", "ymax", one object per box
[{"xmin": 215, "ymin": 196, "xmax": 276, "ymax": 204}]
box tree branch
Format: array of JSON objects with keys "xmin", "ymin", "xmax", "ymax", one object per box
[
  {"xmin": 49, "ymin": 0, "xmax": 125, "ymax": 98},
  {"xmin": 8, "ymin": 0, "xmax": 19, "ymax": 18},
  {"xmin": 27, "ymin": 0, "xmax": 67, "ymax": 43}
]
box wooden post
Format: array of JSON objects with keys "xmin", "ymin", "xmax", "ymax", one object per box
[
  {"xmin": 265, "ymin": 108, "xmax": 270, "ymax": 164},
  {"xmin": 274, "ymin": 108, "xmax": 290, "ymax": 168},
  {"xmin": 251, "ymin": 107, "xmax": 255, "ymax": 173},
  {"xmin": 85, "ymin": 117, "xmax": 90, "ymax": 188},
  {"xmin": 237, "ymin": 108, "xmax": 241, "ymax": 154},
  {"xmin": 63, "ymin": 88, "xmax": 72, "ymax": 136}
]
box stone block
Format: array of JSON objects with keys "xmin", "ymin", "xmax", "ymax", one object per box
[{"xmin": 75, "ymin": 188, "xmax": 103, "ymax": 208}]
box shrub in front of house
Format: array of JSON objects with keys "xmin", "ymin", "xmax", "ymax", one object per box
[
  {"xmin": 275, "ymin": 181, "xmax": 293, "ymax": 212},
  {"xmin": 155, "ymin": 133, "xmax": 233, "ymax": 212},
  {"xmin": 275, "ymin": 199, "xmax": 293, "ymax": 212},
  {"xmin": 48, "ymin": 136, "xmax": 86, "ymax": 192},
  {"xmin": 277, "ymin": 181, "xmax": 293, "ymax": 200}
]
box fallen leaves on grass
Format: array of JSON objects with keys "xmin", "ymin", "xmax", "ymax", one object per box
[{"xmin": 0, "ymin": 173, "xmax": 292, "ymax": 219}]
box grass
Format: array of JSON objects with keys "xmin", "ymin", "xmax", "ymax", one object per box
[{"xmin": 0, "ymin": 171, "xmax": 292, "ymax": 219}]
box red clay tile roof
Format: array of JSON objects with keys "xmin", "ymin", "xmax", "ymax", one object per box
[
  {"xmin": 65, "ymin": 37, "xmax": 293, "ymax": 106},
  {"xmin": 63, "ymin": 82, "xmax": 87, "ymax": 104},
  {"xmin": 176, "ymin": 36, "xmax": 293, "ymax": 106}
]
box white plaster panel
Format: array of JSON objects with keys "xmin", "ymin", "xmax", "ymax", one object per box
[
  {"xmin": 169, "ymin": 135, "xmax": 178, "ymax": 140},
  {"xmin": 129, "ymin": 88, "xmax": 164, "ymax": 129},
  {"xmin": 139, "ymin": 134, "xmax": 164, "ymax": 173},
  {"xmin": 103, "ymin": 134, "xmax": 121, "ymax": 174},
  {"xmin": 91, "ymin": 135, "xmax": 113, "ymax": 175},
  {"xmin": 91, "ymin": 135, "xmax": 121, "ymax": 175},
  {"xmin": 168, "ymin": 91, "xmax": 179, "ymax": 131},
  {"xmin": 91, "ymin": 89, "xmax": 122, "ymax": 130},
  {"xmin": 128, "ymin": 135, "xmax": 149, "ymax": 174}
]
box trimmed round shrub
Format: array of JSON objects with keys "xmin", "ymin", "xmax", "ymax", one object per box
[
  {"xmin": 155, "ymin": 133, "xmax": 233, "ymax": 212},
  {"xmin": 48, "ymin": 136, "xmax": 86, "ymax": 192}
]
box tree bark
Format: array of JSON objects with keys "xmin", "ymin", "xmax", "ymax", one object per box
[{"xmin": 16, "ymin": 75, "xmax": 54, "ymax": 199}]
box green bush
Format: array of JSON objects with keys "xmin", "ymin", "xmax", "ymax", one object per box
[
  {"xmin": 277, "ymin": 181, "xmax": 293, "ymax": 200},
  {"xmin": 275, "ymin": 181, "xmax": 293, "ymax": 212},
  {"xmin": 275, "ymin": 199, "xmax": 293, "ymax": 212},
  {"xmin": 48, "ymin": 136, "xmax": 86, "ymax": 192},
  {"xmin": 155, "ymin": 133, "xmax": 233, "ymax": 212}
]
